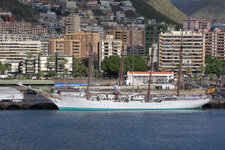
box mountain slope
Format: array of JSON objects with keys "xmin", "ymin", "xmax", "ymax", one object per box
[
  {"xmin": 144, "ymin": 0, "xmax": 188, "ymax": 24},
  {"xmin": 170, "ymin": 0, "xmax": 225, "ymax": 23},
  {"xmin": 191, "ymin": 1, "xmax": 225, "ymax": 23},
  {"xmin": 0, "ymin": 0, "xmax": 37, "ymax": 22},
  {"xmin": 169, "ymin": 0, "xmax": 210, "ymax": 16},
  {"xmin": 130, "ymin": 0, "xmax": 187, "ymax": 28}
]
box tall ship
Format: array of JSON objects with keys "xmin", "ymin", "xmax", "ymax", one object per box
[{"xmin": 45, "ymin": 28, "xmax": 210, "ymax": 111}]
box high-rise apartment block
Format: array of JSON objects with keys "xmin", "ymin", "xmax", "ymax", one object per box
[
  {"xmin": 204, "ymin": 29, "xmax": 225, "ymax": 60},
  {"xmin": 98, "ymin": 35, "xmax": 122, "ymax": 68},
  {"xmin": 62, "ymin": 14, "xmax": 80, "ymax": 34},
  {"xmin": 0, "ymin": 40, "xmax": 41, "ymax": 63},
  {"xmin": 183, "ymin": 18, "xmax": 211, "ymax": 32},
  {"xmin": 145, "ymin": 23, "xmax": 174, "ymax": 54},
  {"xmin": 159, "ymin": 31, "xmax": 205, "ymax": 76},
  {"xmin": 0, "ymin": 34, "xmax": 49, "ymax": 55},
  {"xmin": 49, "ymin": 31, "xmax": 100, "ymax": 58}
]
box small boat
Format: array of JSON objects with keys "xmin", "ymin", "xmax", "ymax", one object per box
[{"xmin": 0, "ymin": 87, "xmax": 23, "ymax": 102}]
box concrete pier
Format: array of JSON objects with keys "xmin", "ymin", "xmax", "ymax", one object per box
[{"xmin": 208, "ymin": 100, "xmax": 225, "ymax": 109}]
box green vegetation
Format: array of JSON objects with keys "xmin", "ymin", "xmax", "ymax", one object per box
[
  {"xmin": 205, "ymin": 55, "xmax": 225, "ymax": 77},
  {"xmin": 0, "ymin": 0, "xmax": 37, "ymax": 22},
  {"xmin": 0, "ymin": 62, "xmax": 11, "ymax": 74},
  {"xmin": 130, "ymin": 0, "xmax": 187, "ymax": 28},
  {"xmin": 101, "ymin": 55, "xmax": 148, "ymax": 78},
  {"xmin": 73, "ymin": 58, "xmax": 88, "ymax": 77}
]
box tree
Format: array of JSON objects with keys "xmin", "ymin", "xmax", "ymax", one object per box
[
  {"xmin": 0, "ymin": 62, "xmax": 11, "ymax": 74},
  {"xmin": 63, "ymin": 59, "xmax": 69, "ymax": 77},
  {"xmin": 37, "ymin": 71, "xmax": 44, "ymax": 78},
  {"xmin": 161, "ymin": 67, "xmax": 167, "ymax": 72},
  {"xmin": 38, "ymin": 52, "xmax": 43, "ymax": 57},
  {"xmin": 205, "ymin": 56, "xmax": 225, "ymax": 76},
  {"xmin": 73, "ymin": 58, "xmax": 88, "ymax": 77},
  {"xmin": 185, "ymin": 67, "xmax": 191, "ymax": 77},
  {"xmin": 27, "ymin": 53, "xmax": 33, "ymax": 58},
  {"xmin": 48, "ymin": 56, "xmax": 55, "ymax": 71},
  {"xmin": 47, "ymin": 71, "xmax": 57, "ymax": 77},
  {"xmin": 123, "ymin": 56, "xmax": 148, "ymax": 73},
  {"xmin": 101, "ymin": 55, "xmax": 120, "ymax": 78},
  {"xmin": 101, "ymin": 55, "xmax": 148, "ymax": 78}
]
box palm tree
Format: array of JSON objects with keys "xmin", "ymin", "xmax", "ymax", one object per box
[
  {"xmin": 161, "ymin": 67, "xmax": 167, "ymax": 72},
  {"xmin": 63, "ymin": 58, "xmax": 69, "ymax": 78},
  {"xmin": 185, "ymin": 67, "xmax": 191, "ymax": 77},
  {"xmin": 0, "ymin": 63, "xmax": 11, "ymax": 75},
  {"xmin": 200, "ymin": 64, "xmax": 205, "ymax": 81},
  {"xmin": 0, "ymin": 62, "xmax": 3, "ymax": 74},
  {"xmin": 27, "ymin": 53, "xmax": 33, "ymax": 59},
  {"xmin": 48, "ymin": 56, "xmax": 55, "ymax": 71}
]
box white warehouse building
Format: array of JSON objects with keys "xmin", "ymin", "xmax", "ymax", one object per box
[{"xmin": 126, "ymin": 71, "xmax": 175, "ymax": 89}]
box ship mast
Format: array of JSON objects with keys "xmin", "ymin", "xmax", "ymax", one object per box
[
  {"xmin": 146, "ymin": 25, "xmax": 155, "ymax": 102},
  {"xmin": 177, "ymin": 29, "xmax": 184, "ymax": 96},
  {"xmin": 119, "ymin": 44, "xmax": 125, "ymax": 87},
  {"xmin": 86, "ymin": 24, "xmax": 94, "ymax": 99}
]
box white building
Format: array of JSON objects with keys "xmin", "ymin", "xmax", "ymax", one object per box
[
  {"xmin": 126, "ymin": 71, "xmax": 175, "ymax": 89},
  {"xmin": 22, "ymin": 54, "xmax": 73, "ymax": 76},
  {"xmin": 159, "ymin": 31, "xmax": 205, "ymax": 76},
  {"xmin": 98, "ymin": 35, "xmax": 122, "ymax": 69},
  {"xmin": 0, "ymin": 40, "xmax": 41, "ymax": 63}
]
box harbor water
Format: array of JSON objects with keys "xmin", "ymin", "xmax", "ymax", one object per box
[{"xmin": 0, "ymin": 110, "xmax": 225, "ymax": 150}]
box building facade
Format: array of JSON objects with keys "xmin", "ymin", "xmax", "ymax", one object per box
[
  {"xmin": 98, "ymin": 35, "xmax": 122, "ymax": 68},
  {"xmin": 204, "ymin": 29, "xmax": 225, "ymax": 60},
  {"xmin": 126, "ymin": 71, "xmax": 174, "ymax": 89},
  {"xmin": 0, "ymin": 40, "xmax": 41, "ymax": 63},
  {"xmin": 159, "ymin": 31, "xmax": 205, "ymax": 76},
  {"xmin": 104, "ymin": 27, "xmax": 145, "ymax": 51},
  {"xmin": 22, "ymin": 54, "xmax": 73, "ymax": 76},
  {"xmin": 0, "ymin": 21, "xmax": 48, "ymax": 34},
  {"xmin": 49, "ymin": 31, "xmax": 100, "ymax": 58},
  {"xmin": 62, "ymin": 14, "xmax": 80, "ymax": 34},
  {"xmin": 183, "ymin": 18, "xmax": 211, "ymax": 32}
]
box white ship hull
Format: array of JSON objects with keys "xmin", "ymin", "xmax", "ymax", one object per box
[{"xmin": 49, "ymin": 96, "xmax": 210, "ymax": 111}]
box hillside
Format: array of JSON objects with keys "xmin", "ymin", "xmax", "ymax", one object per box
[
  {"xmin": 130, "ymin": 0, "xmax": 187, "ymax": 28},
  {"xmin": 192, "ymin": 1, "xmax": 225, "ymax": 23},
  {"xmin": 0, "ymin": 0, "xmax": 37, "ymax": 22},
  {"xmin": 170, "ymin": 0, "xmax": 225, "ymax": 23},
  {"xmin": 144, "ymin": 0, "xmax": 188, "ymax": 24}
]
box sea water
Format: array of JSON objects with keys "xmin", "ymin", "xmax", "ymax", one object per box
[{"xmin": 0, "ymin": 109, "xmax": 225, "ymax": 150}]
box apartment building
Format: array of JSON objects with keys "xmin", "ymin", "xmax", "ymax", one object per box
[
  {"xmin": 49, "ymin": 31, "xmax": 100, "ymax": 58},
  {"xmin": 0, "ymin": 40, "xmax": 41, "ymax": 63},
  {"xmin": 62, "ymin": 14, "xmax": 80, "ymax": 34},
  {"xmin": 22, "ymin": 54, "xmax": 73, "ymax": 76},
  {"xmin": 0, "ymin": 34, "xmax": 33, "ymax": 41},
  {"xmin": 104, "ymin": 28, "xmax": 129, "ymax": 46},
  {"xmin": 104, "ymin": 27, "xmax": 145, "ymax": 53},
  {"xmin": 0, "ymin": 34, "xmax": 49, "ymax": 55},
  {"xmin": 204, "ymin": 29, "xmax": 225, "ymax": 60},
  {"xmin": 0, "ymin": 21, "xmax": 48, "ymax": 34},
  {"xmin": 98, "ymin": 35, "xmax": 122, "ymax": 68},
  {"xmin": 159, "ymin": 31, "xmax": 205, "ymax": 76},
  {"xmin": 145, "ymin": 23, "xmax": 174, "ymax": 54},
  {"xmin": 183, "ymin": 18, "xmax": 211, "ymax": 32}
]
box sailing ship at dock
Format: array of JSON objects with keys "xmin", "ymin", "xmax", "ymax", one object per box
[{"xmin": 46, "ymin": 28, "xmax": 210, "ymax": 111}]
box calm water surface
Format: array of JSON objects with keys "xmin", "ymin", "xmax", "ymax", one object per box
[{"xmin": 0, "ymin": 109, "xmax": 225, "ymax": 150}]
